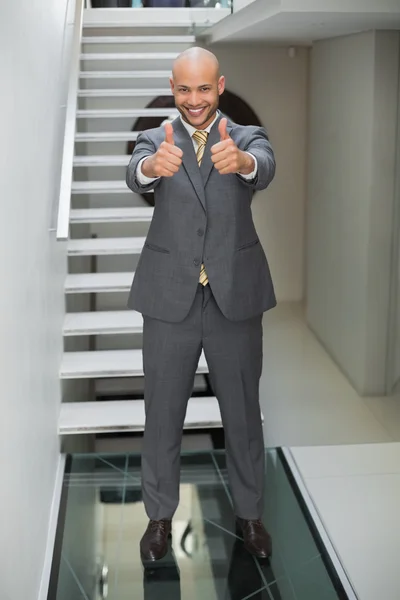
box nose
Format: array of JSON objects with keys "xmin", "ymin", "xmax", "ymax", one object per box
[{"xmin": 188, "ymin": 92, "xmax": 200, "ymax": 107}]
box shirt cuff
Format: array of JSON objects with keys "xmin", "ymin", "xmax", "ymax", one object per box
[
  {"xmin": 237, "ymin": 152, "xmax": 258, "ymax": 180},
  {"xmin": 136, "ymin": 157, "xmax": 160, "ymax": 185}
]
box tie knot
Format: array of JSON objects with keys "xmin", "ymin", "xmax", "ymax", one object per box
[{"xmin": 193, "ymin": 130, "xmax": 208, "ymax": 145}]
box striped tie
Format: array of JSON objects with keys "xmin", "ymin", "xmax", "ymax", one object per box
[{"xmin": 193, "ymin": 130, "xmax": 209, "ymax": 286}]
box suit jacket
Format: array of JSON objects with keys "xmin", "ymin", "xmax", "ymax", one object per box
[{"xmin": 126, "ymin": 113, "xmax": 277, "ymax": 322}]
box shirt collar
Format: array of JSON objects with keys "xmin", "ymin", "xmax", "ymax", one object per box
[{"xmin": 179, "ymin": 110, "xmax": 220, "ymax": 138}]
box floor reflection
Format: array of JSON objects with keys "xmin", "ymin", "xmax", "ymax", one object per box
[{"xmin": 52, "ymin": 450, "xmax": 343, "ymax": 600}]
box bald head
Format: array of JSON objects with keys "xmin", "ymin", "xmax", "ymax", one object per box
[
  {"xmin": 170, "ymin": 47, "xmax": 225, "ymax": 130},
  {"xmin": 172, "ymin": 47, "xmax": 220, "ymax": 80}
]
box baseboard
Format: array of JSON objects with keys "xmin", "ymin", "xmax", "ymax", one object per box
[{"xmin": 37, "ymin": 455, "xmax": 66, "ymax": 600}]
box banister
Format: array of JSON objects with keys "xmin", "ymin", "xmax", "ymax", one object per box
[{"xmin": 57, "ymin": 0, "xmax": 84, "ymax": 240}]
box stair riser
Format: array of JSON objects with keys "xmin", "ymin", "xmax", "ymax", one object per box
[
  {"xmin": 66, "ymin": 285, "xmax": 131, "ymax": 294},
  {"xmin": 61, "ymin": 367, "xmax": 209, "ymax": 380},
  {"xmin": 64, "ymin": 326, "xmax": 142, "ymax": 336},
  {"xmin": 80, "ymin": 70, "xmax": 171, "ymax": 79},
  {"xmin": 81, "ymin": 60, "xmax": 174, "ymax": 72},
  {"xmin": 65, "ymin": 272, "xmax": 135, "ymax": 294},
  {"xmin": 81, "ymin": 26, "xmax": 198, "ymax": 35},
  {"xmin": 72, "ymin": 197, "xmax": 144, "ymax": 210},
  {"xmin": 74, "ymin": 142, "xmax": 130, "ymax": 157},
  {"xmin": 72, "ymin": 187, "xmax": 134, "ymax": 195},
  {"xmin": 75, "ymin": 133, "xmax": 139, "ymax": 143},
  {"xmin": 80, "ymin": 77, "xmax": 170, "ymax": 90},
  {"xmin": 68, "ymin": 248, "xmax": 143, "ymax": 257},
  {"xmin": 73, "ymin": 166, "xmax": 128, "ymax": 181},
  {"xmin": 75, "ymin": 141, "xmax": 135, "ymax": 155},
  {"xmin": 76, "ymin": 119, "xmax": 169, "ymax": 134},
  {"xmin": 68, "ymin": 234, "xmax": 145, "ymax": 256},
  {"xmin": 74, "ymin": 156, "xmax": 130, "ymax": 167},
  {"xmin": 96, "ymin": 256, "xmax": 140, "ymax": 276},
  {"xmin": 78, "ymin": 88, "xmax": 172, "ymax": 97},
  {"xmin": 59, "ymin": 396, "xmax": 221, "ymax": 436},
  {"xmin": 70, "ymin": 215, "xmax": 152, "ymax": 224},
  {"xmin": 77, "ymin": 108, "xmax": 178, "ymax": 118},
  {"xmin": 78, "ymin": 96, "xmax": 173, "ymax": 111},
  {"xmin": 81, "ymin": 52, "xmax": 179, "ymax": 59},
  {"xmin": 81, "ymin": 43, "xmax": 191, "ymax": 54},
  {"xmin": 81, "ymin": 34, "xmax": 195, "ymax": 43}
]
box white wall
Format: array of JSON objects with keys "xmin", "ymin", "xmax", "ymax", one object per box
[
  {"xmin": 212, "ymin": 44, "xmax": 309, "ymax": 302},
  {"xmin": 232, "ymin": 0, "xmax": 258, "ymax": 12},
  {"xmin": 307, "ymin": 31, "xmax": 400, "ymax": 395},
  {"xmin": 0, "ymin": 0, "xmax": 70, "ymax": 598}
]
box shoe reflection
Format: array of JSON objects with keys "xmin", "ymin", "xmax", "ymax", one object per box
[
  {"xmin": 227, "ymin": 538, "xmax": 272, "ymax": 600},
  {"xmin": 141, "ymin": 530, "xmax": 272, "ymax": 600},
  {"xmin": 142, "ymin": 543, "xmax": 181, "ymax": 600}
]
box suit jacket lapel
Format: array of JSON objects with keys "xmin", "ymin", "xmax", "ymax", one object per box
[{"xmin": 173, "ymin": 117, "xmax": 206, "ymax": 211}]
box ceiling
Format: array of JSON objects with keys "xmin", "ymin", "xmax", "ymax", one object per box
[{"xmin": 204, "ymin": 0, "xmax": 400, "ymax": 44}]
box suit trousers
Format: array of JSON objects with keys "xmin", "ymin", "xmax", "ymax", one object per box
[{"xmin": 141, "ymin": 283, "xmax": 265, "ymax": 521}]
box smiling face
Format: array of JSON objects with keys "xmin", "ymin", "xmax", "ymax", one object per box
[{"xmin": 170, "ymin": 49, "xmax": 225, "ymax": 130}]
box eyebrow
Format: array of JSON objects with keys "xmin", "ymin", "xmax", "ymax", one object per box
[{"xmin": 176, "ymin": 84, "xmax": 213, "ymax": 88}]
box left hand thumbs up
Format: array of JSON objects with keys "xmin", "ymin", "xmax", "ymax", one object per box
[
  {"xmin": 211, "ymin": 117, "xmax": 243, "ymax": 175},
  {"xmin": 218, "ymin": 117, "xmax": 230, "ymax": 141}
]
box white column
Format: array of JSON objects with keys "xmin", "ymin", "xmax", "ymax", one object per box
[{"xmin": 306, "ymin": 30, "xmax": 400, "ymax": 395}]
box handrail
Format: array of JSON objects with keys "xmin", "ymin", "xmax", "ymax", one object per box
[{"xmin": 57, "ymin": 0, "xmax": 84, "ymax": 240}]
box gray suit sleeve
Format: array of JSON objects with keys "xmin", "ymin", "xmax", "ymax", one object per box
[
  {"xmin": 236, "ymin": 127, "xmax": 276, "ymax": 191},
  {"xmin": 126, "ymin": 132, "xmax": 162, "ymax": 194}
]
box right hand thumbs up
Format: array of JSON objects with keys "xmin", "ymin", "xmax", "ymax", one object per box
[
  {"xmin": 147, "ymin": 122, "xmax": 183, "ymax": 177},
  {"xmin": 143, "ymin": 122, "xmax": 183, "ymax": 178},
  {"xmin": 164, "ymin": 121, "xmax": 175, "ymax": 146}
]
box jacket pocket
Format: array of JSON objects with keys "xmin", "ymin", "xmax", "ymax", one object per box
[
  {"xmin": 144, "ymin": 241, "xmax": 170, "ymax": 254},
  {"xmin": 237, "ymin": 239, "xmax": 259, "ymax": 251}
]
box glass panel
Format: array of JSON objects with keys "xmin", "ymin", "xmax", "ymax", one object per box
[
  {"xmin": 90, "ymin": 0, "xmax": 232, "ymax": 9},
  {"xmin": 51, "ymin": 450, "xmax": 346, "ymax": 600}
]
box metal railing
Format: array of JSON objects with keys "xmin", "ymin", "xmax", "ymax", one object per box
[{"xmin": 57, "ymin": 0, "xmax": 84, "ymax": 240}]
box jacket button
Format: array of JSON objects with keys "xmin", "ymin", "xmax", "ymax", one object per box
[
  {"xmin": 193, "ymin": 258, "xmax": 200, "ymax": 267},
  {"xmin": 197, "ymin": 228, "xmax": 204, "ymax": 237}
]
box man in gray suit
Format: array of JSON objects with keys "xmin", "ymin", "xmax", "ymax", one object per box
[{"xmin": 126, "ymin": 47, "xmax": 276, "ymax": 562}]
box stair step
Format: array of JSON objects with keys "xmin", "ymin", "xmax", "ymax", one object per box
[
  {"xmin": 74, "ymin": 155, "xmax": 130, "ymax": 167},
  {"xmin": 81, "ymin": 35, "xmax": 196, "ymax": 44},
  {"xmin": 72, "ymin": 181, "xmax": 150, "ymax": 194},
  {"xmin": 65, "ymin": 272, "xmax": 134, "ymax": 294},
  {"xmin": 95, "ymin": 373, "xmax": 207, "ymax": 397},
  {"xmin": 75, "ymin": 132, "xmax": 139, "ymax": 142},
  {"xmin": 67, "ymin": 236, "xmax": 145, "ymax": 256},
  {"xmin": 60, "ymin": 349, "xmax": 209, "ymax": 379},
  {"xmin": 81, "ymin": 52, "xmax": 178, "ymax": 61},
  {"xmin": 78, "ymin": 88, "xmax": 172, "ymax": 97},
  {"xmin": 59, "ymin": 396, "xmax": 221, "ymax": 434},
  {"xmin": 63, "ymin": 310, "xmax": 142, "ymax": 336},
  {"xmin": 80, "ymin": 70, "xmax": 171, "ymax": 79},
  {"xmin": 77, "ymin": 108, "xmax": 178, "ymax": 118},
  {"xmin": 70, "ymin": 207, "xmax": 153, "ymax": 224}
]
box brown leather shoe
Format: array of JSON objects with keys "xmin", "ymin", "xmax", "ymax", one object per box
[
  {"xmin": 140, "ymin": 519, "xmax": 172, "ymax": 561},
  {"xmin": 236, "ymin": 518, "xmax": 272, "ymax": 559}
]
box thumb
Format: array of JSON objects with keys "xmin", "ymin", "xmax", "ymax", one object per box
[
  {"xmin": 164, "ymin": 121, "xmax": 175, "ymax": 145},
  {"xmin": 219, "ymin": 118, "xmax": 230, "ymax": 141}
]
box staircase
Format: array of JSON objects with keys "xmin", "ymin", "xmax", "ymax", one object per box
[{"xmin": 59, "ymin": 21, "xmax": 222, "ymax": 435}]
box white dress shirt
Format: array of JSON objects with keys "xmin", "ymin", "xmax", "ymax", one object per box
[{"xmin": 136, "ymin": 111, "xmax": 258, "ymax": 185}]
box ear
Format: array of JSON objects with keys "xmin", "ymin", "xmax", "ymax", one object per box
[
  {"xmin": 169, "ymin": 77, "xmax": 175, "ymax": 94},
  {"xmin": 218, "ymin": 75, "xmax": 225, "ymax": 96}
]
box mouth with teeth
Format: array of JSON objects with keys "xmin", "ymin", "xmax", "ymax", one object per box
[{"xmin": 186, "ymin": 107, "xmax": 207, "ymax": 118}]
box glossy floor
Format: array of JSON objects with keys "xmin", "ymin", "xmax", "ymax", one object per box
[
  {"xmin": 51, "ymin": 450, "xmax": 347, "ymax": 600},
  {"xmin": 260, "ymin": 302, "xmax": 400, "ymax": 447}
]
